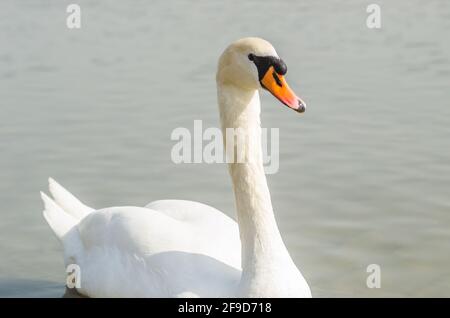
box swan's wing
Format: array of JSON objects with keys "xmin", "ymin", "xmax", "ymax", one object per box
[
  {"xmin": 77, "ymin": 205, "xmax": 240, "ymax": 266},
  {"xmin": 146, "ymin": 199, "xmax": 235, "ymax": 223},
  {"xmin": 145, "ymin": 200, "xmax": 242, "ymax": 270},
  {"xmin": 77, "ymin": 206, "xmax": 185, "ymax": 254},
  {"xmin": 75, "ymin": 206, "xmax": 241, "ymax": 297},
  {"xmin": 40, "ymin": 181, "xmax": 242, "ymax": 297}
]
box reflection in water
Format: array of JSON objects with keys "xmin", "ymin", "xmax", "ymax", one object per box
[
  {"xmin": 63, "ymin": 287, "xmax": 87, "ymax": 298},
  {"xmin": 0, "ymin": 278, "xmax": 87, "ymax": 298},
  {"xmin": 0, "ymin": 279, "xmax": 64, "ymax": 298}
]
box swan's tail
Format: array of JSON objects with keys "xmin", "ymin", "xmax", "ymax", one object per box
[
  {"xmin": 48, "ymin": 178, "xmax": 94, "ymax": 220},
  {"xmin": 41, "ymin": 178, "xmax": 93, "ymax": 263},
  {"xmin": 41, "ymin": 191, "xmax": 78, "ymax": 240}
]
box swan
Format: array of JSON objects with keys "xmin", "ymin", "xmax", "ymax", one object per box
[{"xmin": 41, "ymin": 37, "xmax": 311, "ymax": 298}]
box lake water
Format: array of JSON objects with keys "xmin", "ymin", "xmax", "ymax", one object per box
[{"xmin": 1, "ymin": 0, "xmax": 449, "ymax": 297}]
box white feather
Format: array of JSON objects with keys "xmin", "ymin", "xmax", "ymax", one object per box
[
  {"xmin": 48, "ymin": 177, "xmax": 93, "ymax": 220},
  {"xmin": 41, "ymin": 191, "xmax": 76, "ymax": 240},
  {"xmin": 40, "ymin": 37, "xmax": 311, "ymax": 298}
]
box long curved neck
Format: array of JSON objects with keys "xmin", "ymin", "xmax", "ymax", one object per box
[{"xmin": 217, "ymin": 84, "xmax": 303, "ymax": 297}]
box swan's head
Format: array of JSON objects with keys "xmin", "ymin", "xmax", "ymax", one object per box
[{"xmin": 217, "ymin": 37, "xmax": 306, "ymax": 113}]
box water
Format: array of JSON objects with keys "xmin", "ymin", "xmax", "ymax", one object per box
[{"xmin": 1, "ymin": 0, "xmax": 449, "ymax": 297}]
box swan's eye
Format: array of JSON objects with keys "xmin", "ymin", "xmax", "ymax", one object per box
[
  {"xmin": 273, "ymin": 59, "xmax": 287, "ymax": 75},
  {"xmin": 248, "ymin": 53, "xmax": 254, "ymax": 61}
]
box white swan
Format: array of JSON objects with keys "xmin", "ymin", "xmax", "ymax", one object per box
[{"xmin": 41, "ymin": 37, "xmax": 311, "ymax": 298}]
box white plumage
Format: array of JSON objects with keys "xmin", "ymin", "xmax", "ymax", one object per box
[
  {"xmin": 43, "ymin": 179, "xmax": 241, "ymax": 297},
  {"xmin": 41, "ymin": 37, "xmax": 311, "ymax": 298}
]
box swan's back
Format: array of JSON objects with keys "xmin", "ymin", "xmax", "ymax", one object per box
[
  {"xmin": 77, "ymin": 207, "xmax": 240, "ymax": 297},
  {"xmin": 41, "ymin": 179, "xmax": 242, "ymax": 297}
]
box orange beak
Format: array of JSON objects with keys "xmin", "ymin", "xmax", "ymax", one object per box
[{"xmin": 260, "ymin": 66, "xmax": 306, "ymax": 113}]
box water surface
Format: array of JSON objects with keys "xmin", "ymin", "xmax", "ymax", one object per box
[{"xmin": 0, "ymin": 0, "xmax": 449, "ymax": 297}]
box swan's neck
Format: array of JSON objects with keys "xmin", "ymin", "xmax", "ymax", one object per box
[{"xmin": 217, "ymin": 84, "xmax": 305, "ymax": 297}]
